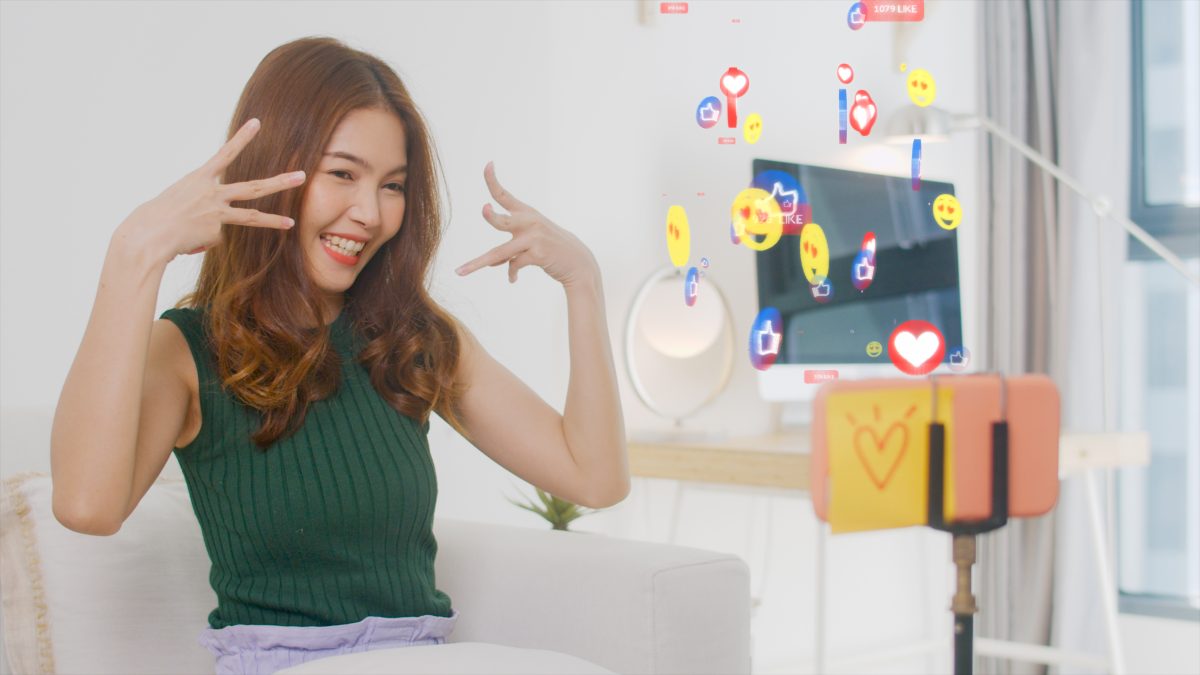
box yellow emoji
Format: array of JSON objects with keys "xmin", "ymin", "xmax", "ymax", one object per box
[
  {"xmin": 798, "ymin": 223, "xmax": 830, "ymax": 284},
  {"xmin": 744, "ymin": 113, "xmax": 763, "ymax": 144},
  {"xmin": 666, "ymin": 205, "xmax": 690, "ymax": 267},
  {"xmin": 866, "ymin": 341, "xmax": 883, "ymax": 358},
  {"xmin": 730, "ymin": 188, "xmax": 782, "ymax": 252},
  {"xmin": 931, "ymin": 193, "xmax": 962, "ymax": 230},
  {"xmin": 906, "ymin": 68, "xmax": 937, "ymax": 107}
]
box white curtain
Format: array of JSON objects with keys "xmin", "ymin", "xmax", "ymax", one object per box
[
  {"xmin": 980, "ymin": 1, "xmax": 1133, "ymax": 674},
  {"xmin": 978, "ymin": 1, "xmax": 1061, "ymax": 674},
  {"xmin": 1052, "ymin": 0, "xmax": 1133, "ymax": 673}
]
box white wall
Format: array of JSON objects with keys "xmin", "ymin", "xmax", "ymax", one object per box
[
  {"xmin": 0, "ymin": 1, "xmax": 974, "ymax": 673},
  {"xmin": 8, "ymin": 3, "xmax": 1188, "ymax": 675}
]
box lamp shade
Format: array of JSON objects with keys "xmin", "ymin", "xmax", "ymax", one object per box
[{"xmin": 624, "ymin": 267, "xmax": 735, "ymax": 422}]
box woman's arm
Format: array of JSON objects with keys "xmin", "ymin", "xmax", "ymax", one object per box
[{"xmin": 451, "ymin": 162, "xmax": 629, "ymax": 509}]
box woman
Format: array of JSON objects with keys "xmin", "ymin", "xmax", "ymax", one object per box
[{"xmin": 49, "ymin": 36, "xmax": 628, "ymax": 674}]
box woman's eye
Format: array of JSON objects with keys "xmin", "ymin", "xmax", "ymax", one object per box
[{"xmin": 330, "ymin": 170, "xmax": 404, "ymax": 193}]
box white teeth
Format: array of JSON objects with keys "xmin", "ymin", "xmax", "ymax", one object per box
[{"xmin": 320, "ymin": 235, "xmax": 364, "ymax": 256}]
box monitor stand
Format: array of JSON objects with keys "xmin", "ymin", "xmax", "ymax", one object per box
[{"xmin": 779, "ymin": 399, "xmax": 814, "ymax": 428}]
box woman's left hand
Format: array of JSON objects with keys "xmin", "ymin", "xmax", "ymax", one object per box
[{"xmin": 455, "ymin": 162, "xmax": 599, "ymax": 287}]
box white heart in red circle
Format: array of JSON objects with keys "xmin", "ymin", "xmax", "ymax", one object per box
[{"xmin": 721, "ymin": 73, "xmax": 748, "ymax": 95}]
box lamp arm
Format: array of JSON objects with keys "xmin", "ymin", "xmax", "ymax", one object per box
[{"xmin": 957, "ymin": 114, "xmax": 1199, "ymax": 287}]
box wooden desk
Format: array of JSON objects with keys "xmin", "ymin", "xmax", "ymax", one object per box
[{"xmin": 627, "ymin": 431, "xmax": 811, "ymax": 490}]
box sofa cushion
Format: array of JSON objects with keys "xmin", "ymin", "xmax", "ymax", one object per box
[
  {"xmin": 1, "ymin": 472, "xmax": 217, "ymax": 674},
  {"xmin": 277, "ymin": 642, "xmax": 615, "ymax": 674},
  {"xmin": 0, "ymin": 474, "xmax": 632, "ymax": 675}
]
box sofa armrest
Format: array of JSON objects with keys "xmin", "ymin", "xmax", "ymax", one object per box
[{"xmin": 431, "ymin": 518, "xmax": 751, "ymax": 675}]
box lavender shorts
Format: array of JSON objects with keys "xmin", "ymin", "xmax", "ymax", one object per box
[{"xmin": 197, "ymin": 609, "xmax": 459, "ymax": 675}]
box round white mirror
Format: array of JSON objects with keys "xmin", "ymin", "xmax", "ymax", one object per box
[{"xmin": 624, "ymin": 267, "xmax": 735, "ymax": 423}]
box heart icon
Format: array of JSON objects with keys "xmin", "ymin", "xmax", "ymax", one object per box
[
  {"xmin": 721, "ymin": 73, "xmax": 748, "ymax": 95},
  {"xmin": 836, "ymin": 63, "xmax": 854, "ymax": 84},
  {"xmin": 849, "ymin": 90, "xmax": 877, "ymax": 136},
  {"xmin": 853, "ymin": 421, "xmax": 909, "ymax": 490},
  {"xmin": 719, "ymin": 67, "xmax": 750, "ymax": 128},
  {"xmin": 887, "ymin": 320, "xmax": 945, "ymax": 375},
  {"xmin": 894, "ymin": 331, "xmax": 939, "ymax": 367},
  {"xmin": 740, "ymin": 206, "xmax": 751, "ymax": 220}
]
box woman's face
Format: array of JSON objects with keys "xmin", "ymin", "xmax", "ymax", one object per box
[{"xmin": 298, "ymin": 107, "xmax": 408, "ymax": 321}]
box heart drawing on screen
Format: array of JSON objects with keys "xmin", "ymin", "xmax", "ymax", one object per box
[{"xmin": 853, "ymin": 420, "xmax": 909, "ymax": 490}]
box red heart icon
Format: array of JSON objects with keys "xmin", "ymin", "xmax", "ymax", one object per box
[
  {"xmin": 849, "ymin": 89, "xmax": 878, "ymax": 136},
  {"xmin": 740, "ymin": 206, "xmax": 751, "ymax": 220}
]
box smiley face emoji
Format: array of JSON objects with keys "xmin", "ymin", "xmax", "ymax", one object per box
[
  {"xmin": 743, "ymin": 113, "xmax": 763, "ymax": 144},
  {"xmin": 731, "ymin": 188, "xmax": 782, "ymax": 252},
  {"xmin": 931, "ymin": 194, "xmax": 962, "ymax": 230},
  {"xmin": 798, "ymin": 223, "xmax": 830, "ymax": 285},
  {"xmin": 906, "ymin": 68, "xmax": 937, "ymax": 107},
  {"xmin": 666, "ymin": 205, "xmax": 691, "ymax": 267},
  {"xmin": 866, "ymin": 340, "xmax": 883, "ymax": 358}
]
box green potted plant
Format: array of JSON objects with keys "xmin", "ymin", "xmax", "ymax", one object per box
[{"xmin": 507, "ymin": 486, "xmax": 597, "ymax": 531}]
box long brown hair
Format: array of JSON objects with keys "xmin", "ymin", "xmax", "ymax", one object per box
[{"xmin": 175, "ymin": 36, "xmax": 465, "ymax": 450}]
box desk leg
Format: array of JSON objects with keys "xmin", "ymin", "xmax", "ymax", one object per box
[
  {"xmin": 1085, "ymin": 469, "xmax": 1126, "ymax": 675},
  {"xmin": 667, "ymin": 480, "xmax": 686, "ymax": 545},
  {"xmin": 756, "ymin": 496, "xmax": 776, "ymax": 610},
  {"xmin": 815, "ymin": 519, "xmax": 828, "ymax": 674}
]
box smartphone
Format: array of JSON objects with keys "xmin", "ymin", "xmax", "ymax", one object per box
[{"xmin": 810, "ymin": 374, "xmax": 1059, "ymax": 531}]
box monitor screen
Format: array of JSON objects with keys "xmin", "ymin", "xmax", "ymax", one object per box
[{"xmin": 752, "ymin": 159, "xmax": 964, "ymax": 365}]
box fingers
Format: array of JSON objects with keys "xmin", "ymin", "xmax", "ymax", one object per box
[
  {"xmin": 455, "ymin": 238, "xmax": 525, "ymax": 276},
  {"xmin": 203, "ymin": 118, "xmax": 262, "ymax": 176},
  {"xmin": 222, "ymin": 206, "xmax": 296, "ymax": 230},
  {"xmin": 221, "ymin": 170, "xmax": 307, "ymax": 204},
  {"xmin": 483, "ymin": 161, "xmax": 531, "ymax": 213},
  {"xmin": 481, "ymin": 202, "xmax": 519, "ymax": 232},
  {"xmin": 507, "ymin": 252, "xmax": 534, "ymax": 284}
]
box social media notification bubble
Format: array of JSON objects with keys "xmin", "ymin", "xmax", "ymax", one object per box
[
  {"xmin": 888, "ymin": 320, "xmax": 945, "ymax": 376},
  {"xmin": 696, "ymin": 96, "xmax": 722, "ymax": 129},
  {"xmin": 684, "ymin": 266, "xmax": 700, "ymax": 306},
  {"xmin": 749, "ymin": 306, "xmax": 783, "ymax": 371},
  {"xmin": 752, "ymin": 170, "xmax": 811, "ymax": 235}
]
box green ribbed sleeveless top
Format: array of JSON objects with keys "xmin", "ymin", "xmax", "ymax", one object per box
[{"xmin": 159, "ymin": 305, "xmax": 453, "ymax": 629}]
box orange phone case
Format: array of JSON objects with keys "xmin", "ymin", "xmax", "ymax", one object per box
[{"xmin": 811, "ymin": 374, "xmax": 1060, "ymax": 525}]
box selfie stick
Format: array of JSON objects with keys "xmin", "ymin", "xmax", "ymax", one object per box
[{"xmin": 927, "ymin": 376, "xmax": 1010, "ymax": 675}]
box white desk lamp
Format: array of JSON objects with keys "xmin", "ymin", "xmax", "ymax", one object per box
[
  {"xmin": 623, "ymin": 267, "xmax": 736, "ymax": 432},
  {"xmin": 885, "ymin": 105, "xmax": 1199, "ymax": 287}
]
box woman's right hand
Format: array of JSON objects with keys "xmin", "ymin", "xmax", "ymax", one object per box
[{"xmin": 117, "ymin": 118, "xmax": 307, "ymax": 265}]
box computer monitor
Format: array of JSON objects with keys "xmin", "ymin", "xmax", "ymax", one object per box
[{"xmin": 751, "ymin": 159, "xmax": 968, "ymax": 402}]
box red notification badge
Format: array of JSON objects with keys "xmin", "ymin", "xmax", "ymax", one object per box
[
  {"xmin": 863, "ymin": 0, "xmax": 924, "ymax": 21},
  {"xmin": 887, "ymin": 320, "xmax": 945, "ymax": 375},
  {"xmin": 719, "ymin": 67, "xmax": 749, "ymax": 128}
]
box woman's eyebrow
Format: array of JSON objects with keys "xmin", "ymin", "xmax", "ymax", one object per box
[{"xmin": 323, "ymin": 151, "xmax": 407, "ymax": 176}]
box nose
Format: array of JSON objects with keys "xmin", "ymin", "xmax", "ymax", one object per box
[{"xmin": 347, "ymin": 183, "xmax": 384, "ymax": 231}]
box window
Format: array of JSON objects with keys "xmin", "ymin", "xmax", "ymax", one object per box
[{"xmin": 1118, "ymin": 0, "xmax": 1200, "ymax": 621}]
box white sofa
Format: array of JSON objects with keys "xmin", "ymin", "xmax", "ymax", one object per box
[{"xmin": 0, "ymin": 471, "xmax": 751, "ymax": 674}]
